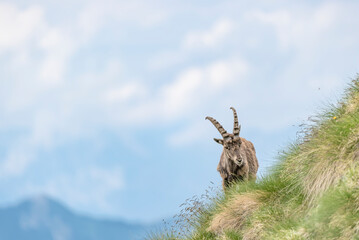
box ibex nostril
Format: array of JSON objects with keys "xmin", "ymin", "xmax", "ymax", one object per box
[{"xmin": 207, "ymin": 107, "xmax": 259, "ymax": 191}]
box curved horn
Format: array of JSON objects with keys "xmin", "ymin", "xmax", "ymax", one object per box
[
  {"xmin": 205, "ymin": 116, "xmax": 231, "ymax": 140},
  {"xmin": 230, "ymin": 107, "xmax": 241, "ymax": 138}
]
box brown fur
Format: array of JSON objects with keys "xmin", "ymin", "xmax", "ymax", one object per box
[
  {"xmin": 217, "ymin": 136, "xmax": 258, "ymax": 189},
  {"xmin": 206, "ymin": 108, "xmax": 259, "ymax": 190}
]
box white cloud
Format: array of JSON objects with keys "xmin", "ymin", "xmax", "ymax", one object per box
[
  {"xmin": 147, "ymin": 49, "xmax": 187, "ymax": 71},
  {"xmin": 0, "ymin": 146, "xmax": 35, "ymax": 177},
  {"xmin": 161, "ymin": 68, "xmax": 203, "ymax": 118},
  {"xmin": 109, "ymin": 0, "xmax": 170, "ymax": 27},
  {"xmin": 183, "ymin": 19, "xmax": 233, "ymax": 49},
  {"xmin": 208, "ymin": 60, "xmax": 248, "ymax": 88},
  {"xmin": 161, "ymin": 59, "xmax": 248, "ymax": 120},
  {"xmin": 75, "ymin": 0, "xmax": 170, "ymax": 31},
  {"xmin": 76, "ymin": 3, "xmax": 107, "ymax": 38},
  {"xmin": 38, "ymin": 29, "xmax": 76, "ymax": 85},
  {"xmin": 0, "ymin": 6, "xmax": 77, "ymax": 112},
  {"xmin": 250, "ymin": 3, "xmax": 339, "ymax": 50},
  {"xmin": 104, "ymin": 82, "xmax": 147, "ymax": 104},
  {"xmin": 0, "ymin": 3, "xmax": 44, "ymax": 52},
  {"xmin": 125, "ymin": 58, "xmax": 249, "ymax": 124}
]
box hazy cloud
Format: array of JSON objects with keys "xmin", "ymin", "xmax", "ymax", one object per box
[
  {"xmin": 183, "ymin": 19, "xmax": 234, "ymax": 49},
  {"xmin": 0, "ymin": 3, "xmax": 44, "ymax": 52}
]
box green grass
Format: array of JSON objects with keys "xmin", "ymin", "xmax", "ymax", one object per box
[{"xmin": 147, "ymin": 76, "xmax": 359, "ymax": 240}]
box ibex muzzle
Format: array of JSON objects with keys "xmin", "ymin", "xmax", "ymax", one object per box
[{"xmin": 206, "ymin": 107, "xmax": 258, "ymax": 190}]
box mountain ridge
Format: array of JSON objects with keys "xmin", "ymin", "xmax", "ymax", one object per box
[{"xmin": 0, "ymin": 195, "xmax": 149, "ymax": 240}]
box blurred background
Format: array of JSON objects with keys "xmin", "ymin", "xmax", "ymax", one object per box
[{"xmin": 1, "ymin": 0, "xmax": 359, "ymax": 239}]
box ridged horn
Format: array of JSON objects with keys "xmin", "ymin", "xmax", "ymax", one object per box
[
  {"xmin": 230, "ymin": 107, "xmax": 240, "ymax": 138},
  {"xmin": 205, "ymin": 116, "xmax": 231, "ymax": 140}
]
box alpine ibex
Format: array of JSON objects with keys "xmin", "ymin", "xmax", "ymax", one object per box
[{"xmin": 206, "ymin": 107, "xmax": 258, "ymax": 190}]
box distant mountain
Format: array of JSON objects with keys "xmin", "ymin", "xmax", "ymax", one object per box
[{"xmin": 0, "ymin": 196, "xmax": 149, "ymax": 240}]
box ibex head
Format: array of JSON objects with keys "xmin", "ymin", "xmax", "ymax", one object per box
[{"xmin": 206, "ymin": 107, "xmax": 243, "ymax": 167}]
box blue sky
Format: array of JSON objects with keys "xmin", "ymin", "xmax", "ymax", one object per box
[{"xmin": 0, "ymin": 0, "xmax": 359, "ymax": 223}]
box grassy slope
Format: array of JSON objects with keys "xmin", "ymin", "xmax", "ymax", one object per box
[{"xmin": 148, "ymin": 77, "xmax": 359, "ymax": 240}]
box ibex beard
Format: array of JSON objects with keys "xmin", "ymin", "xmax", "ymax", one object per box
[{"xmin": 206, "ymin": 107, "xmax": 259, "ymax": 190}]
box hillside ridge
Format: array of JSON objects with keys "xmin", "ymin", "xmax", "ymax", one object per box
[{"xmin": 149, "ymin": 76, "xmax": 359, "ymax": 240}]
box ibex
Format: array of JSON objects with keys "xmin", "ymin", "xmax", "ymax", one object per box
[{"xmin": 206, "ymin": 107, "xmax": 258, "ymax": 190}]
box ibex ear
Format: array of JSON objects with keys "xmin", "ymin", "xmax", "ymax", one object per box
[{"xmin": 213, "ymin": 138, "xmax": 224, "ymax": 145}]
